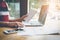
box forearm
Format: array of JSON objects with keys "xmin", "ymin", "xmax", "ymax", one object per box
[
  {"xmin": 9, "ymin": 15, "xmax": 27, "ymax": 22},
  {"xmin": 0, "ymin": 22, "xmax": 9, "ymax": 27},
  {"xmin": 9, "ymin": 18, "xmax": 24, "ymax": 22},
  {"xmin": 0, "ymin": 22, "xmax": 16, "ymax": 27},
  {"xmin": 9, "ymin": 18, "xmax": 22, "ymax": 22}
]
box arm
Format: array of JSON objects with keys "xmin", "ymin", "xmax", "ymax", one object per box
[
  {"xmin": 0, "ymin": 22, "xmax": 23, "ymax": 28},
  {"xmin": 0, "ymin": 22, "xmax": 8, "ymax": 27},
  {"xmin": 0, "ymin": 15, "xmax": 27, "ymax": 27},
  {"xmin": 9, "ymin": 15, "xmax": 27, "ymax": 22},
  {"xmin": 0, "ymin": 22, "xmax": 17, "ymax": 27}
]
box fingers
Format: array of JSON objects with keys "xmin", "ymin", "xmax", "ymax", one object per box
[
  {"xmin": 7, "ymin": 22, "xmax": 24, "ymax": 28},
  {"xmin": 18, "ymin": 14, "xmax": 28, "ymax": 22},
  {"xmin": 21, "ymin": 15, "xmax": 28, "ymax": 19},
  {"xmin": 15, "ymin": 22, "xmax": 24, "ymax": 28},
  {"xmin": 22, "ymin": 15, "xmax": 28, "ymax": 18},
  {"xmin": 7, "ymin": 22, "xmax": 17, "ymax": 27}
]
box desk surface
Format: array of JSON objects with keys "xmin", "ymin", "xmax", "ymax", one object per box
[
  {"xmin": 0, "ymin": 27, "xmax": 27, "ymax": 40},
  {"xmin": 0, "ymin": 27, "xmax": 60, "ymax": 40}
]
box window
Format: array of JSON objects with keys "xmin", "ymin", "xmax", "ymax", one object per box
[{"xmin": 6, "ymin": 0, "xmax": 20, "ymax": 20}]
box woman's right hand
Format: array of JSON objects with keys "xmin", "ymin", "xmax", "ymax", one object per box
[{"xmin": 7, "ymin": 22, "xmax": 24, "ymax": 28}]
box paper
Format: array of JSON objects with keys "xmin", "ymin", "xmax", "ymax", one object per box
[{"xmin": 24, "ymin": 9, "xmax": 37, "ymax": 22}]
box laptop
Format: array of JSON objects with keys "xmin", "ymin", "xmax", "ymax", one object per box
[{"xmin": 23, "ymin": 5, "xmax": 48, "ymax": 26}]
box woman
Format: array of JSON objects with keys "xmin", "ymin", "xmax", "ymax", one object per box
[{"xmin": 0, "ymin": 0, "xmax": 27, "ymax": 27}]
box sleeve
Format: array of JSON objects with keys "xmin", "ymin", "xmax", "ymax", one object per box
[{"xmin": 6, "ymin": 2, "xmax": 11, "ymax": 11}]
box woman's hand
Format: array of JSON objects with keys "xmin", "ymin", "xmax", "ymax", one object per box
[
  {"xmin": 15, "ymin": 22, "xmax": 24, "ymax": 28},
  {"xmin": 9, "ymin": 15, "xmax": 28, "ymax": 22},
  {"xmin": 7, "ymin": 22, "xmax": 24, "ymax": 28},
  {"xmin": 17, "ymin": 15, "xmax": 28, "ymax": 22}
]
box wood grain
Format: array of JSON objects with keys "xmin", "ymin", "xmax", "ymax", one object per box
[{"xmin": 0, "ymin": 27, "xmax": 27, "ymax": 40}]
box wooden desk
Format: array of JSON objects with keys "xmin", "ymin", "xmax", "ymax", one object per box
[
  {"xmin": 0, "ymin": 27, "xmax": 60, "ymax": 40},
  {"xmin": 0, "ymin": 27, "xmax": 27, "ymax": 40}
]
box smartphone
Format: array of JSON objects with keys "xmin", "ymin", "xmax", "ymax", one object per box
[{"xmin": 3, "ymin": 30, "xmax": 17, "ymax": 34}]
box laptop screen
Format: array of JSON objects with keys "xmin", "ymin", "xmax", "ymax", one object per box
[{"xmin": 38, "ymin": 5, "xmax": 48, "ymax": 25}]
